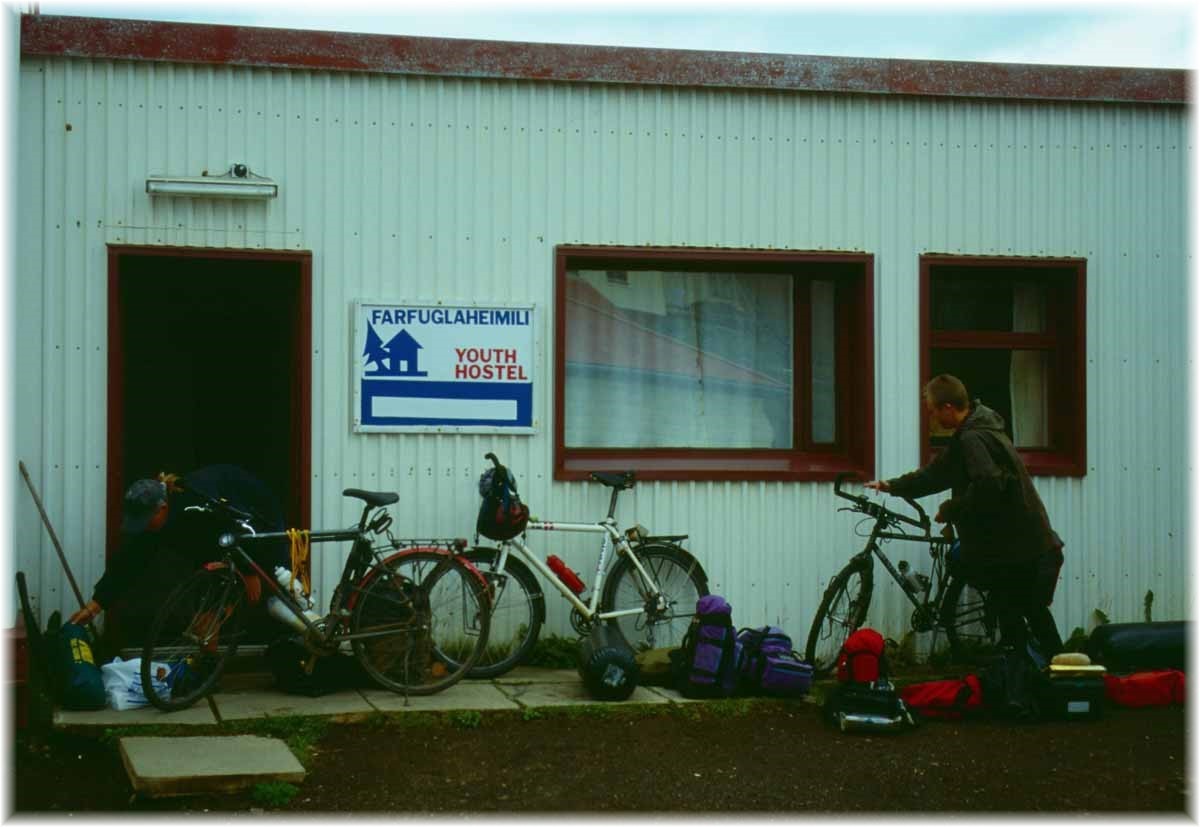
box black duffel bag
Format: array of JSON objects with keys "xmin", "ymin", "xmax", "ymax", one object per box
[{"xmin": 1087, "ymin": 621, "xmax": 1188, "ymax": 673}]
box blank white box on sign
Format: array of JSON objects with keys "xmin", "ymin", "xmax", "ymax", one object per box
[{"xmin": 372, "ymin": 397, "xmax": 518, "ymax": 421}]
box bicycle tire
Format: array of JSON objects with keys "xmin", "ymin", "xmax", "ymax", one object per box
[
  {"xmin": 140, "ymin": 567, "xmax": 247, "ymax": 712},
  {"xmin": 805, "ymin": 558, "xmax": 874, "ymax": 676},
  {"xmin": 940, "ymin": 577, "xmax": 998, "ymax": 661},
  {"xmin": 600, "ymin": 543, "xmax": 708, "ymax": 653},
  {"xmin": 461, "ymin": 546, "xmax": 545, "ymax": 679},
  {"xmin": 349, "ymin": 553, "xmax": 489, "ymax": 695}
]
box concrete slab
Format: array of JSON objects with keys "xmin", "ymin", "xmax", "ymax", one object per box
[
  {"xmin": 492, "ymin": 667, "xmax": 578, "ymax": 685},
  {"xmin": 120, "ymin": 735, "xmax": 304, "ymax": 798},
  {"xmin": 211, "ymin": 689, "xmax": 374, "ymax": 721},
  {"xmin": 362, "ymin": 681, "xmax": 520, "ymax": 712},
  {"xmin": 55, "ymin": 701, "xmax": 218, "ymax": 728},
  {"xmin": 497, "ymin": 681, "xmax": 669, "ymax": 707},
  {"xmin": 642, "ymin": 685, "xmax": 706, "ymax": 704}
]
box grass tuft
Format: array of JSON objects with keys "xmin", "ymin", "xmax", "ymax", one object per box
[{"xmin": 252, "ymin": 781, "xmax": 299, "ymax": 808}]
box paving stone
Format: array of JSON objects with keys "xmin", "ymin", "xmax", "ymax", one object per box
[
  {"xmin": 120, "ymin": 735, "xmax": 304, "ymax": 797},
  {"xmin": 497, "ymin": 681, "xmax": 669, "ymax": 707},
  {"xmin": 362, "ymin": 681, "xmax": 520, "ymax": 712},
  {"xmin": 492, "ymin": 667, "xmax": 578, "ymax": 685},
  {"xmin": 211, "ymin": 688, "xmax": 374, "ymax": 721},
  {"xmin": 55, "ymin": 701, "xmax": 218, "ymax": 728}
]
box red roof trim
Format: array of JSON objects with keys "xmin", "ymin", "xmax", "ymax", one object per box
[{"xmin": 20, "ymin": 14, "xmax": 1188, "ymax": 105}]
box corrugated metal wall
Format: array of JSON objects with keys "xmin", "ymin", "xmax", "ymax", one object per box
[{"xmin": 15, "ymin": 55, "xmax": 1189, "ymax": 646}]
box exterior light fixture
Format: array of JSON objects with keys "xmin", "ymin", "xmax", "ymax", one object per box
[{"xmin": 146, "ymin": 163, "xmax": 278, "ymax": 199}]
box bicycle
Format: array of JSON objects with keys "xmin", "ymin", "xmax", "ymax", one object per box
[
  {"xmin": 804, "ymin": 473, "xmax": 997, "ymax": 675},
  {"xmin": 138, "ymin": 488, "xmax": 491, "ymax": 711},
  {"xmin": 458, "ymin": 453, "xmax": 710, "ymax": 678}
]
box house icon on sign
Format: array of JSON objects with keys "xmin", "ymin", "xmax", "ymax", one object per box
[{"xmin": 383, "ymin": 329, "xmax": 428, "ymax": 377}]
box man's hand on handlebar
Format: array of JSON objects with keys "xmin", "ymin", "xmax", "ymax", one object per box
[
  {"xmin": 934, "ymin": 500, "xmax": 952, "ymax": 523},
  {"xmin": 863, "ymin": 480, "xmax": 890, "ymax": 493}
]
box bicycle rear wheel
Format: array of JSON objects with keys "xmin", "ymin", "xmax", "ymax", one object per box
[
  {"xmin": 940, "ymin": 577, "xmax": 998, "ymax": 661},
  {"xmin": 600, "ymin": 543, "xmax": 708, "ymax": 653},
  {"xmin": 805, "ymin": 558, "xmax": 874, "ymax": 676},
  {"xmin": 462, "ymin": 547, "xmax": 544, "ymax": 679},
  {"xmin": 140, "ymin": 567, "xmax": 247, "ymax": 712},
  {"xmin": 350, "ymin": 553, "xmax": 490, "ymax": 695}
]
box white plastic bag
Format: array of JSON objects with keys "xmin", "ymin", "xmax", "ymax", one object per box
[{"xmin": 101, "ymin": 656, "xmax": 169, "ymax": 711}]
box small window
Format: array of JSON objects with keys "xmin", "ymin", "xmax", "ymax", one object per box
[
  {"xmin": 921, "ymin": 256, "xmax": 1086, "ymax": 476},
  {"xmin": 555, "ymin": 247, "xmax": 875, "ymax": 481}
]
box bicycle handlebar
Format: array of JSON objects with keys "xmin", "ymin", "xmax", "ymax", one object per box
[
  {"xmin": 833, "ymin": 473, "xmax": 929, "ymax": 531},
  {"xmin": 182, "ymin": 496, "xmax": 258, "ymax": 533}
]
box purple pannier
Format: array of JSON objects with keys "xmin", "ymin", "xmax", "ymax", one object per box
[{"xmin": 737, "ymin": 625, "xmax": 813, "ymax": 698}]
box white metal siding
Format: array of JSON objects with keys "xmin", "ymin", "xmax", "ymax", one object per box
[{"xmin": 15, "ymin": 56, "xmax": 1189, "ymax": 646}]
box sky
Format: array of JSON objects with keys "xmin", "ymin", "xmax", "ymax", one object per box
[{"xmin": 31, "ymin": 0, "xmax": 1197, "ymax": 70}]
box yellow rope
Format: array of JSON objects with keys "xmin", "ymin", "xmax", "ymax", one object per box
[{"xmin": 286, "ymin": 528, "xmax": 312, "ymax": 598}]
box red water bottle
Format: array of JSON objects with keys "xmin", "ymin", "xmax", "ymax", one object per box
[{"xmin": 546, "ymin": 555, "xmax": 586, "ymax": 595}]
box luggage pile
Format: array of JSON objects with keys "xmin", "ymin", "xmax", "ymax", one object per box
[
  {"xmin": 664, "ymin": 595, "xmax": 814, "ymax": 701},
  {"xmin": 898, "ymin": 620, "xmax": 1188, "ymax": 725}
]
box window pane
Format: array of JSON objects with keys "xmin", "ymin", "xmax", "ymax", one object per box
[
  {"xmin": 811, "ymin": 280, "xmax": 836, "ymax": 444},
  {"xmin": 931, "ymin": 277, "xmax": 1047, "ymax": 333},
  {"xmin": 565, "ymin": 269, "xmax": 793, "ymax": 449},
  {"xmin": 930, "ymin": 348, "xmax": 1051, "ymax": 449}
]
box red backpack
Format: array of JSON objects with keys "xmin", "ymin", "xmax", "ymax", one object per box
[{"xmin": 837, "ymin": 628, "xmax": 886, "ymax": 683}]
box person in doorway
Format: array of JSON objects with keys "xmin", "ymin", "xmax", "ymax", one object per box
[
  {"xmin": 69, "ymin": 464, "xmax": 290, "ymax": 626},
  {"xmin": 864, "ymin": 374, "xmax": 1065, "ymax": 657}
]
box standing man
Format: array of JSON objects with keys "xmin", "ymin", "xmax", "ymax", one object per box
[{"xmin": 865, "ymin": 374, "xmax": 1064, "ymax": 656}]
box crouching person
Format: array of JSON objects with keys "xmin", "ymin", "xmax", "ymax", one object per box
[{"xmin": 69, "ymin": 464, "xmax": 292, "ymax": 645}]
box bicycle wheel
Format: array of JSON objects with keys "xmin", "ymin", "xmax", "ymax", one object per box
[
  {"xmin": 140, "ymin": 567, "xmax": 247, "ymax": 712},
  {"xmin": 350, "ymin": 553, "xmax": 490, "ymax": 695},
  {"xmin": 600, "ymin": 543, "xmax": 708, "ymax": 653},
  {"xmin": 461, "ymin": 547, "xmax": 545, "ymax": 679},
  {"xmin": 940, "ymin": 577, "xmax": 998, "ymax": 662},
  {"xmin": 805, "ymin": 558, "xmax": 874, "ymax": 676}
]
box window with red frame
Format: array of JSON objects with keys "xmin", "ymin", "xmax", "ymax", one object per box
[
  {"xmin": 555, "ymin": 247, "xmax": 874, "ymax": 482},
  {"xmin": 921, "ymin": 256, "xmax": 1086, "ymax": 477}
]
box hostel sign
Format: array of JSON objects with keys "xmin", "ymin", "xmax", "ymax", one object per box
[{"xmin": 353, "ymin": 301, "xmax": 536, "ymax": 433}]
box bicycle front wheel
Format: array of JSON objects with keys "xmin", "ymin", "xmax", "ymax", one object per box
[
  {"xmin": 140, "ymin": 567, "xmax": 247, "ymax": 712},
  {"xmin": 600, "ymin": 543, "xmax": 708, "ymax": 653},
  {"xmin": 940, "ymin": 577, "xmax": 998, "ymax": 662},
  {"xmin": 462, "ymin": 547, "xmax": 545, "ymax": 679},
  {"xmin": 349, "ymin": 553, "xmax": 490, "ymax": 695},
  {"xmin": 805, "ymin": 559, "xmax": 874, "ymax": 676}
]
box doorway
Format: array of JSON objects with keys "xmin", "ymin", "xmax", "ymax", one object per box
[{"xmin": 106, "ymin": 246, "xmax": 311, "ymax": 644}]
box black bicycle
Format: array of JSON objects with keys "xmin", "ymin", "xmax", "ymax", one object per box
[
  {"xmin": 804, "ymin": 473, "xmax": 997, "ymax": 674},
  {"xmin": 138, "ymin": 489, "xmax": 491, "ymax": 711}
]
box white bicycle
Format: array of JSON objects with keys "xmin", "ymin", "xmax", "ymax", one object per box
[{"xmin": 461, "ymin": 452, "xmax": 709, "ymax": 678}]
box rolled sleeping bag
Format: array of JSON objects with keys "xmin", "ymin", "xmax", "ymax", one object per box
[
  {"xmin": 577, "ymin": 624, "xmax": 640, "ymax": 701},
  {"xmin": 1086, "ymin": 621, "xmax": 1188, "ymax": 673}
]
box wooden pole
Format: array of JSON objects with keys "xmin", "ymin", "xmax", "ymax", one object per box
[{"xmin": 18, "ymin": 460, "xmax": 87, "ymax": 610}]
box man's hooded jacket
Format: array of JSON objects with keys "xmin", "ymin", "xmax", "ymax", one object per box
[{"xmin": 885, "ymin": 401, "xmax": 1061, "ymax": 566}]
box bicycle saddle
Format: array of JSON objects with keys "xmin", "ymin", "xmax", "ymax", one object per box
[
  {"xmin": 589, "ymin": 471, "xmax": 636, "ymax": 490},
  {"xmin": 342, "ymin": 488, "xmax": 399, "ymax": 507}
]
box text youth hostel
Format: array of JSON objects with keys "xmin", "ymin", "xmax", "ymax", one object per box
[{"xmin": 13, "ymin": 11, "xmax": 1188, "ymax": 654}]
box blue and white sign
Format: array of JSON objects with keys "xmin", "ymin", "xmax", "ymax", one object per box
[{"xmin": 353, "ymin": 301, "xmax": 536, "ymax": 433}]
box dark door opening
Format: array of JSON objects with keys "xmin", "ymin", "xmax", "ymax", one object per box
[{"xmin": 107, "ymin": 247, "xmax": 311, "ymax": 647}]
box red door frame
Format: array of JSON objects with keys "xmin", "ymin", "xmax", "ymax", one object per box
[{"xmin": 105, "ymin": 245, "xmax": 312, "ymax": 555}]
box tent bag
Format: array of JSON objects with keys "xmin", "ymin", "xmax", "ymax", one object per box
[{"xmin": 1102, "ymin": 670, "xmax": 1185, "ymax": 708}]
